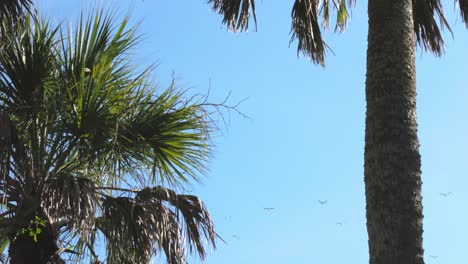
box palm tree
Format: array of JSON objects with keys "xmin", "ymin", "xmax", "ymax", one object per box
[
  {"xmin": 207, "ymin": 0, "xmax": 467, "ymax": 262},
  {"xmin": 0, "ymin": 11, "xmax": 218, "ymax": 264}
]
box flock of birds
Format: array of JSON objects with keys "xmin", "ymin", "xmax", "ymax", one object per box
[{"xmin": 225, "ymin": 191, "xmax": 453, "ymax": 261}]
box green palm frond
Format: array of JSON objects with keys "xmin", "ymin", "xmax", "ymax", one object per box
[
  {"xmin": 0, "ymin": 0, "xmax": 32, "ymax": 22},
  {"xmin": 115, "ymin": 85, "xmax": 212, "ymax": 186},
  {"xmin": 55, "ymin": 10, "xmax": 142, "ymax": 166},
  {"xmin": 0, "ymin": 16, "xmax": 57, "ymax": 117},
  {"xmin": 0, "ymin": 231, "xmax": 8, "ymax": 264},
  {"xmin": 413, "ymin": 0, "xmax": 452, "ymax": 56},
  {"xmin": 208, "ymin": 0, "xmax": 257, "ymax": 32},
  {"xmin": 51, "ymin": 10, "xmax": 212, "ymax": 186},
  {"xmin": 334, "ymin": 0, "xmax": 353, "ymax": 32}
]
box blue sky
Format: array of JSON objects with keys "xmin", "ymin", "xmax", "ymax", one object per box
[{"xmin": 39, "ymin": 0, "xmax": 468, "ymax": 263}]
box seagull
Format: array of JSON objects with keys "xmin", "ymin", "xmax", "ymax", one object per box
[
  {"xmin": 263, "ymin": 207, "xmax": 275, "ymax": 210},
  {"xmin": 429, "ymin": 255, "xmax": 438, "ymax": 259},
  {"xmin": 318, "ymin": 200, "xmax": 328, "ymax": 206},
  {"xmin": 439, "ymin": 192, "xmax": 452, "ymax": 197},
  {"xmin": 336, "ymin": 222, "xmax": 343, "ymax": 226}
]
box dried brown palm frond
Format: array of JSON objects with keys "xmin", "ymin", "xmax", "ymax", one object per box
[
  {"xmin": 98, "ymin": 196, "xmax": 184, "ymax": 264},
  {"xmin": 413, "ymin": 0, "xmax": 452, "ymax": 56},
  {"xmin": 458, "ymin": 0, "xmax": 468, "ymax": 26},
  {"xmin": 95, "ymin": 187, "xmax": 217, "ymax": 264},
  {"xmin": 137, "ymin": 186, "xmax": 217, "ymax": 260},
  {"xmin": 291, "ymin": 0, "xmax": 327, "ymax": 65},
  {"xmin": 208, "ymin": 0, "xmax": 257, "ymax": 32},
  {"xmin": 42, "ymin": 174, "xmax": 98, "ymax": 240}
]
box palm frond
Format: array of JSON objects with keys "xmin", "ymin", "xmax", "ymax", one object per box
[
  {"xmin": 0, "ymin": 0, "xmax": 33, "ymax": 22},
  {"xmin": 42, "ymin": 173, "xmax": 98, "ymax": 240},
  {"xmin": 0, "ymin": 16, "xmax": 58, "ymax": 118},
  {"xmin": 413, "ymin": 0, "xmax": 452, "ymax": 56},
  {"xmin": 55, "ymin": 10, "xmax": 142, "ymax": 163},
  {"xmin": 334, "ymin": 0, "xmax": 353, "ymax": 32},
  {"xmin": 457, "ymin": 0, "xmax": 468, "ymax": 26},
  {"xmin": 114, "ymin": 84, "xmax": 212, "ymax": 186},
  {"xmin": 99, "ymin": 196, "xmax": 163, "ymax": 264},
  {"xmin": 208, "ymin": 0, "xmax": 257, "ymax": 32},
  {"xmin": 96, "ymin": 187, "xmax": 217, "ymax": 264},
  {"xmin": 136, "ymin": 186, "xmax": 217, "ymax": 260},
  {"xmin": 290, "ymin": 0, "xmax": 327, "ymax": 65},
  {"xmin": 0, "ymin": 230, "xmax": 9, "ymax": 257}
]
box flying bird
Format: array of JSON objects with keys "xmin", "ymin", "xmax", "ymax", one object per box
[
  {"xmin": 263, "ymin": 207, "xmax": 275, "ymax": 210},
  {"xmin": 439, "ymin": 192, "xmax": 452, "ymax": 197},
  {"xmin": 318, "ymin": 200, "xmax": 328, "ymax": 205},
  {"xmin": 336, "ymin": 222, "xmax": 343, "ymax": 226},
  {"xmin": 232, "ymin": 235, "xmax": 240, "ymax": 240},
  {"xmin": 429, "ymin": 255, "xmax": 438, "ymax": 259}
]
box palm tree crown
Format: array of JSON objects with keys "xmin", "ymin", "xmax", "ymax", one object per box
[
  {"xmin": 0, "ymin": 11, "xmax": 218, "ymax": 264},
  {"xmin": 208, "ymin": 0, "xmax": 468, "ymax": 64}
]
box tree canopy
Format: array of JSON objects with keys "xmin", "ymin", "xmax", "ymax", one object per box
[{"xmin": 0, "ymin": 10, "xmax": 220, "ymax": 264}]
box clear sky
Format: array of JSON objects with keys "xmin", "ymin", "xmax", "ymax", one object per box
[{"xmin": 38, "ymin": 0, "xmax": 468, "ymax": 263}]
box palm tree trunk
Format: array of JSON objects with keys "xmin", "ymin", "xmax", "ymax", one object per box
[
  {"xmin": 365, "ymin": 0, "xmax": 424, "ymax": 263},
  {"xmin": 8, "ymin": 210, "xmax": 60, "ymax": 264}
]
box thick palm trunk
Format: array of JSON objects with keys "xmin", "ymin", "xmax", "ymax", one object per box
[
  {"xmin": 8, "ymin": 210, "xmax": 60, "ymax": 264},
  {"xmin": 365, "ymin": 0, "xmax": 424, "ymax": 263}
]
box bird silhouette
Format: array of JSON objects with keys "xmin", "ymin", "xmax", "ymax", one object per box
[
  {"xmin": 232, "ymin": 235, "xmax": 240, "ymax": 240},
  {"xmin": 336, "ymin": 222, "xmax": 343, "ymax": 226},
  {"xmin": 263, "ymin": 207, "xmax": 275, "ymax": 210},
  {"xmin": 439, "ymin": 192, "xmax": 452, "ymax": 197},
  {"xmin": 318, "ymin": 200, "xmax": 328, "ymax": 205}
]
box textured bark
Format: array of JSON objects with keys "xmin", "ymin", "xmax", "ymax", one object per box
[{"xmin": 365, "ymin": 0, "xmax": 424, "ymax": 263}]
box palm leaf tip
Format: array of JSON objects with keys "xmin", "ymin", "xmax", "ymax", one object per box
[
  {"xmin": 208, "ymin": 0, "xmax": 257, "ymax": 32},
  {"xmin": 413, "ymin": 0, "xmax": 452, "ymax": 56},
  {"xmin": 290, "ymin": 0, "xmax": 327, "ymax": 66},
  {"xmin": 330, "ymin": 0, "xmax": 355, "ymax": 32},
  {"xmin": 458, "ymin": 0, "xmax": 468, "ymax": 26}
]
